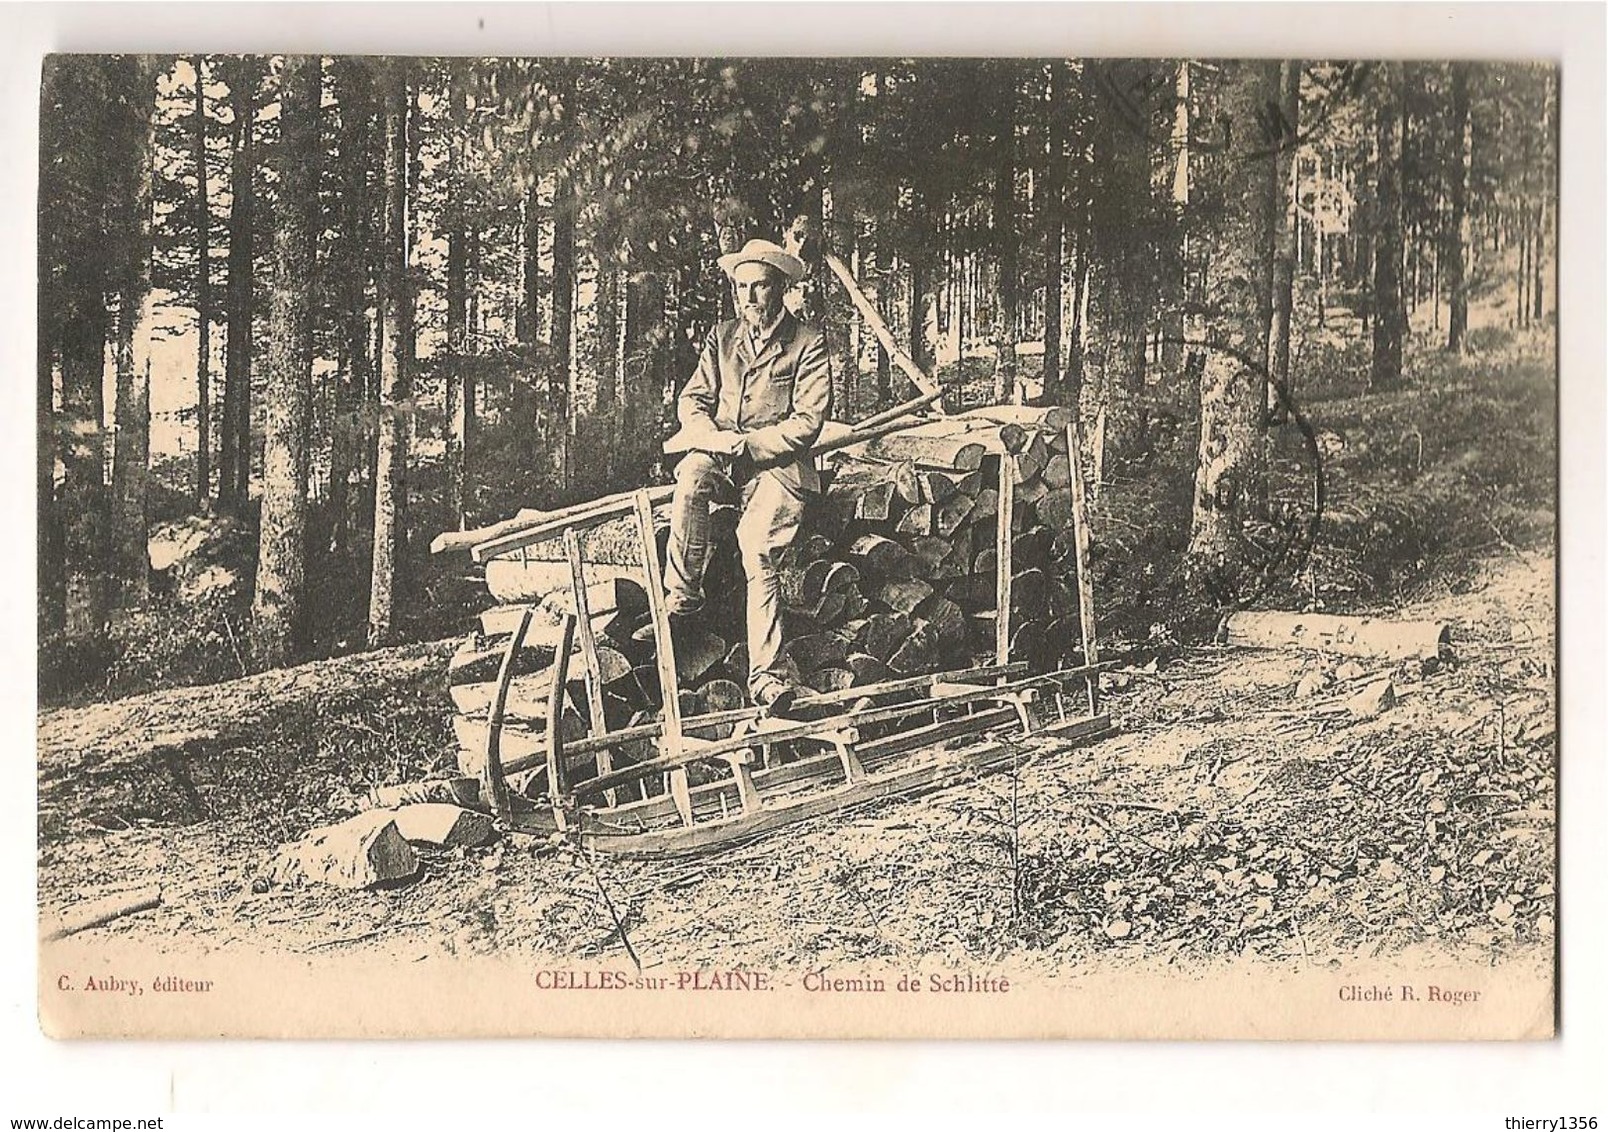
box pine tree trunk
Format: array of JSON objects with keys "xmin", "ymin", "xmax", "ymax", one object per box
[
  {"xmin": 1067, "ymin": 219, "xmax": 1089, "ymax": 411},
  {"xmin": 1369, "ymin": 62, "xmax": 1406, "ymax": 393},
  {"xmin": 403, "ymin": 81, "xmax": 421, "ymax": 371},
  {"xmin": 193, "ymin": 56, "xmax": 213, "ymax": 507},
  {"xmin": 584, "ymin": 248, "xmax": 621, "ymax": 487},
  {"xmin": 1431, "ymin": 224, "xmax": 1441, "ymax": 332},
  {"xmin": 1409, "ymin": 223, "xmax": 1421, "ymax": 316},
  {"xmin": 881, "ymin": 228, "xmax": 894, "ymax": 408},
  {"xmin": 1315, "ymin": 151, "xmax": 1328, "ymax": 329},
  {"xmin": 1265, "ymin": 59, "xmax": 1301, "ymax": 422},
  {"xmin": 518, "ymin": 180, "xmax": 541, "ymax": 341},
  {"xmin": 58, "ymin": 69, "xmax": 112, "ymax": 643},
  {"xmin": 570, "ymin": 173, "xmax": 619, "ymax": 493},
  {"xmin": 110, "ymin": 57, "xmax": 158, "ymax": 609},
  {"xmin": 463, "ymin": 225, "xmax": 472, "ymax": 492},
  {"xmin": 329, "ymin": 60, "xmax": 372, "ymax": 557},
  {"xmin": 991, "ymin": 68, "xmax": 1019, "ymax": 403},
  {"xmin": 59, "ymin": 302, "xmax": 109, "ymax": 637},
  {"xmin": 38, "ymin": 332, "xmax": 65, "ymax": 636},
  {"xmin": 1158, "ymin": 61, "xmax": 1192, "ymax": 389},
  {"xmin": 953, "ymin": 245, "xmax": 968, "ymax": 361},
  {"xmin": 445, "ymin": 60, "xmax": 471, "ymax": 531},
  {"xmin": 549, "ymin": 169, "xmax": 575, "ymax": 492},
  {"xmin": 1532, "ymin": 200, "xmax": 1545, "ymax": 322},
  {"xmin": 368, "ymin": 267, "xmax": 383, "ymax": 500},
  {"xmin": 1534, "ymin": 71, "xmax": 1554, "ymax": 324},
  {"xmin": 510, "ymin": 173, "xmax": 542, "ymax": 480},
  {"xmin": 938, "ymin": 214, "xmax": 956, "ymax": 364},
  {"xmin": 1186, "ymin": 60, "xmax": 1279, "ymax": 587},
  {"xmin": 467, "ymin": 227, "xmax": 481, "ymax": 334},
  {"xmin": 823, "ymin": 178, "xmax": 858, "ymax": 420},
  {"xmin": 1084, "ymin": 254, "xmax": 1148, "ymax": 457},
  {"xmin": 1171, "ymin": 60, "xmax": 1191, "ymax": 207},
  {"xmin": 368, "ymin": 60, "xmax": 412, "ymax": 649},
  {"xmin": 1080, "ymin": 254, "xmax": 1115, "ymax": 433},
  {"xmin": 1294, "ymin": 154, "xmax": 1305, "ymax": 272},
  {"xmin": 221, "ymin": 58, "xmax": 257, "ymax": 514},
  {"xmin": 1516, "ymin": 209, "xmax": 1528, "ymax": 328},
  {"xmin": 620, "ymin": 271, "xmax": 667, "ymax": 481},
  {"xmin": 860, "ymin": 215, "xmax": 891, "ymax": 410},
  {"xmin": 1041, "ymin": 61, "xmax": 1066, "ymax": 404},
  {"xmin": 250, "ymin": 55, "xmax": 322, "ymax": 665},
  {"xmin": 1082, "ymin": 63, "xmax": 1152, "ymax": 456},
  {"xmin": 41, "ymin": 58, "xmax": 110, "ymax": 638},
  {"xmin": 907, "ymin": 245, "xmax": 930, "ymax": 377}
]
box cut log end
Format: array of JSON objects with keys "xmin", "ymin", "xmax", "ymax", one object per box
[{"xmin": 1224, "ymin": 612, "xmax": 1452, "ymax": 662}]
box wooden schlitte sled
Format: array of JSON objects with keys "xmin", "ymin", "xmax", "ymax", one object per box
[{"xmin": 431, "ymin": 405, "xmax": 1114, "ymax": 858}]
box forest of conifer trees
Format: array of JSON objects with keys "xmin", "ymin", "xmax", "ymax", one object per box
[{"xmin": 36, "ymin": 55, "xmax": 1558, "ymax": 699}]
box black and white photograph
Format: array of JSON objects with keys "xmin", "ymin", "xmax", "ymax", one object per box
[{"xmin": 33, "ymin": 45, "xmax": 1564, "ymax": 1041}]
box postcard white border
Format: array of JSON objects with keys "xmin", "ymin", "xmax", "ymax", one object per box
[{"xmin": 3, "ymin": 2, "xmax": 1603, "ymax": 1122}]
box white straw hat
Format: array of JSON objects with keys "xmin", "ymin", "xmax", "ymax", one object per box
[{"xmin": 717, "ymin": 238, "xmax": 807, "ymax": 282}]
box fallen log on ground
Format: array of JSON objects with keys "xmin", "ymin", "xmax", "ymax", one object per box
[
  {"xmin": 1224, "ymin": 611, "xmax": 1451, "ymax": 661},
  {"xmin": 43, "ymin": 887, "xmax": 163, "ymax": 942}
]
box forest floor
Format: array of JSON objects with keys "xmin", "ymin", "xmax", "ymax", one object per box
[
  {"xmin": 34, "ymin": 550, "xmax": 1556, "ymax": 978},
  {"xmin": 36, "ymin": 334, "xmax": 1557, "ymax": 982}
]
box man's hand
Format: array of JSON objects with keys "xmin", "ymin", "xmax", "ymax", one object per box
[
  {"xmin": 663, "ymin": 424, "xmax": 746, "ymax": 458},
  {"xmin": 707, "ymin": 430, "xmax": 747, "ymax": 457}
]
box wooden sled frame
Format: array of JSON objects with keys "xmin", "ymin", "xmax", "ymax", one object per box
[
  {"xmin": 463, "ymin": 415, "xmax": 1112, "ymax": 858},
  {"xmin": 506, "ymin": 661, "xmax": 1114, "ymax": 856}
]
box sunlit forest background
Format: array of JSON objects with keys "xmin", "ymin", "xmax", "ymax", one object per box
[{"xmin": 37, "ymin": 56, "xmax": 1556, "ymax": 704}]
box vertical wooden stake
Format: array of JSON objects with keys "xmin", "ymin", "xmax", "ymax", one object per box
[
  {"xmin": 994, "ymin": 453, "xmax": 1016, "ymax": 670},
  {"xmin": 633, "ymin": 490, "xmax": 688, "ymax": 822},
  {"xmin": 724, "ymin": 752, "xmax": 762, "ymax": 814},
  {"xmin": 564, "ymin": 527, "xmax": 615, "ymax": 806},
  {"xmin": 544, "ymin": 613, "xmax": 577, "ymax": 830},
  {"xmin": 1064, "ymin": 420, "xmax": 1101, "ymax": 714},
  {"xmin": 667, "ymin": 769, "xmax": 693, "ymax": 826}
]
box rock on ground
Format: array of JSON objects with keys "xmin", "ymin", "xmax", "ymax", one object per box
[{"xmin": 270, "ymin": 813, "xmax": 420, "ymax": 890}]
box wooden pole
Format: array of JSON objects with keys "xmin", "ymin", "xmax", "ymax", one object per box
[
  {"xmin": 543, "ymin": 614, "xmax": 577, "ymax": 830},
  {"xmin": 994, "ymin": 457, "xmax": 1015, "ymax": 667},
  {"xmin": 467, "ymin": 489, "xmax": 669, "ymax": 561},
  {"xmin": 564, "ymin": 528, "xmax": 616, "ymax": 805},
  {"xmin": 632, "ymin": 490, "xmax": 688, "ymax": 824},
  {"xmin": 823, "ymin": 251, "xmax": 946, "ymax": 406},
  {"xmin": 1064, "ymin": 421, "xmax": 1100, "ymax": 713}
]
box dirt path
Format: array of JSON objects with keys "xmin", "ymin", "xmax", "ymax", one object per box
[{"xmin": 37, "ymin": 550, "xmax": 1555, "ymax": 979}]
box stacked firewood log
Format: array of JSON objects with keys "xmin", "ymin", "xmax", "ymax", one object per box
[{"xmin": 446, "ymin": 406, "xmax": 1091, "ymax": 774}]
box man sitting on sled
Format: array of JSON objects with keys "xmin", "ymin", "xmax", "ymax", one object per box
[{"xmin": 659, "ymin": 238, "xmax": 833, "ymax": 717}]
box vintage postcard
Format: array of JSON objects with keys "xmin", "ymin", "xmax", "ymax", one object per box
[{"xmin": 36, "ymin": 52, "xmax": 1557, "ymax": 1040}]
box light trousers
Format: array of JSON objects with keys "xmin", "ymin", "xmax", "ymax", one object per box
[{"xmin": 665, "ymin": 452, "xmax": 805, "ymax": 697}]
